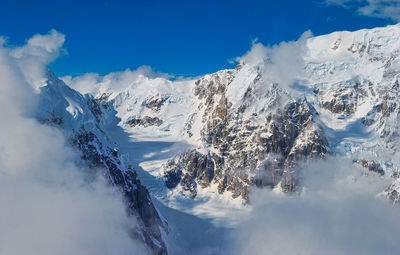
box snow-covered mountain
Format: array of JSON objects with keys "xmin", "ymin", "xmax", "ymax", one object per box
[
  {"xmin": 64, "ymin": 24, "xmax": 400, "ymax": 206},
  {"xmin": 32, "ymin": 23, "xmax": 400, "ymax": 253}
]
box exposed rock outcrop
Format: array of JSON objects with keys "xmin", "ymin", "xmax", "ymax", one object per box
[
  {"xmin": 357, "ymin": 159, "xmax": 385, "ymax": 176},
  {"xmin": 145, "ymin": 96, "xmax": 168, "ymax": 112},
  {"xmin": 127, "ymin": 116, "xmax": 163, "ymax": 127}
]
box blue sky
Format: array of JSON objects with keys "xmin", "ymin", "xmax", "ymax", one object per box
[{"xmin": 0, "ymin": 0, "xmax": 396, "ymax": 77}]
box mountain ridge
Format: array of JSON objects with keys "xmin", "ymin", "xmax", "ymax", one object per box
[{"xmin": 36, "ymin": 71, "xmax": 169, "ymax": 255}]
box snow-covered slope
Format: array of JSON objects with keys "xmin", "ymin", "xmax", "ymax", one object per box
[{"xmin": 86, "ymin": 74, "xmax": 196, "ymax": 142}]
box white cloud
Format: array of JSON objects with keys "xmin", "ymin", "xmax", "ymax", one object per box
[
  {"xmin": 230, "ymin": 157, "xmax": 400, "ymax": 255},
  {"xmin": 236, "ymin": 31, "xmax": 313, "ymax": 95},
  {"xmin": 61, "ymin": 65, "xmax": 172, "ymax": 95},
  {"xmin": 61, "ymin": 72, "xmax": 101, "ymax": 95},
  {"xmin": 0, "ymin": 34, "xmax": 148, "ymax": 254},
  {"xmin": 326, "ymin": 0, "xmax": 400, "ymax": 21},
  {"xmin": 10, "ymin": 29, "xmax": 66, "ymax": 89},
  {"xmin": 236, "ymin": 40, "xmax": 269, "ymax": 67}
]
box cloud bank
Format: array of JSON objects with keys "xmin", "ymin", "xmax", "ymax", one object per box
[
  {"xmin": 0, "ymin": 31, "xmax": 147, "ymax": 254},
  {"xmin": 326, "ymin": 0, "xmax": 400, "ymax": 21},
  {"xmin": 230, "ymin": 158, "xmax": 400, "ymax": 255}
]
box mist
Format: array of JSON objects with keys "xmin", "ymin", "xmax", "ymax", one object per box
[
  {"xmin": 236, "ymin": 30, "xmax": 312, "ymax": 96},
  {"xmin": 230, "ymin": 157, "xmax": 400, "ymax": 255},
  {"xmin": 0, "ymin": 32, "xmax": 147, "ymax": 254}
]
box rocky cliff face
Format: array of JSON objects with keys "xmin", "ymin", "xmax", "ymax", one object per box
[
  {"xmin": 36, "ymin": 72, "xmax": 168, "ymax": 255},
  {"xmin": 163, "ymin": 67, "xmax": 329, "ymax": 200}
]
